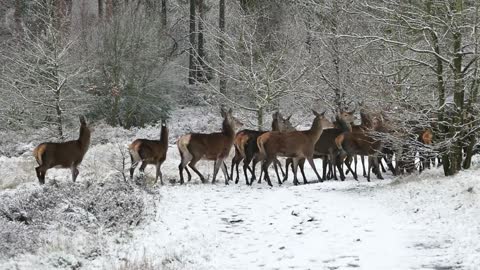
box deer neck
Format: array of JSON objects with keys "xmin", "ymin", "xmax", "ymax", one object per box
[
  {"xmin": 160, "ymin": 126, "xmax": 169, "ymax": 145},
  {"xmin": 271, "ymin": 120, "xmax": 279, "ymax": 131},
  {"xmin": 307, "ymin": 118, "xmax": 323, "ymax": 142},
  {"xmin": 222, "ymin": 119, "xmax": 235, "ymax": 139},
  {"xmin": 78, "ymin": 125, "xmax": 91, "ymax": 152},
  {"xmin": 336, "ymin": 117, "xmax": 352, "ymax": 133},
  {"xmin": 360, "ymin": 112, "xmax": 373, "ymax": 129}
]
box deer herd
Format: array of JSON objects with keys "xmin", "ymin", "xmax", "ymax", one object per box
[{"xmin": 33, "ymin": 107, "xmax": 435, "ymax": 187}]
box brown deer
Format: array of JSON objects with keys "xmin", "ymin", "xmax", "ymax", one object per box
[
  {"xmin": 418, "ymin": 128, "xmax": 434, "ymax": 173},
  {"xmin": 257, "ymin": 110, "xmax": 329, "ymax": 186},
  {"xmin": 334, "ymin": 115, "xmax": 384, "ymax": 182},
  {"xmin": 33, "ymin": 116, "xmax": 91, "ymax": 185},
  {"xmin": 230, "ymin": 112, "xmax": 295, "ymax": 185},
  {"xmin": 283, "ymin": 110, "xmax": 355, "ymax": 182},
  {"xmin": 177, "ymin": 107, "xmax": 242, "ymax": 185},
  {"xmin": 129, "ymin": 119, "xmax": 169, "ymax": 185}
]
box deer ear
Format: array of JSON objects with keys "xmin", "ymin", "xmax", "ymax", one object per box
[
  {"xmin": 312, "ymin": 109, "xmax": 320, "ymax": 116},
  {"xmin": 79, "ymin": 116, "xmax": 86, "ymax": 124},
  {"xmin": 287, "ymin": 114, "xmax": 292, "ymax": 121},
  {"xmin": 228, "ymin": 108, "xmax": 233, "ymax": 115},
  {"xmin": 220, "ymin": 107, "xmax": 226, "ymax": 117}
]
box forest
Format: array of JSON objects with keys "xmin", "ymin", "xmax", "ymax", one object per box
[
  {"xmin": 0, "ymin": 1, "xmax": 479, "ymax": 269},
  {"xmin": 0, "ymin": 0, "xmax": 478, "ymax": 176}
]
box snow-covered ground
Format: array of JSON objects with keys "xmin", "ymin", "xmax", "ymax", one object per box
[{"xmin": 0, "ymin": 107, "xmax": 479, "ymax": 269}]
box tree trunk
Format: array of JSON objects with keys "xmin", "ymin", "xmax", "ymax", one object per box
[
  {"xmin": 161, "ymin": 0, "xmax": 167, "ymax": 27},
  {"xmin": 257, "ymin": 107, "xmax": 264, "ymax": 131},
  {"xmin": 98, "ymin": 0, "xmax": 103, "ymax": 18},
  {"xmin": 106, "ymin": 0, "xmax": 113, "ymax": 20},
  {"xmin": 197, "ymin": 0, "xmax": 206, "ymax": 82},
  {"xmin": 14, "ymin": 0, "xmax": 23, "ymax": 34},
  {"xmin": 464, "ymin": 1, "xmax": 480, "ymax": 169},
  {"xmin": 219, "ymin": 0, "xmax": 226, "ymax": 94},
  {"xmin": 449, "ymin": 0, "xmax": 465, "ymax": 175},
  {"xmin": 188, "ymin": 0, "xmax": 196, "ymax": 84}
]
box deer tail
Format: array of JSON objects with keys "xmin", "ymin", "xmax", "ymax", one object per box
[
  {"xmin": 235, "ymin": 133, "xmax": 247, "ymax": 158},
  {"xmin": 257, "ymin": 136, "xmax": 266, "ymax": 157},
  {"xmin": 128, "ymin": 141, "xmax": 142, "ymax": 162},
  {"xmin": 177, "ymin": 134, "xmax": 193, "ymax": 163},
  {"xmin": 33, "ymin": 144, "xmax": 46, "ymax": 166}
]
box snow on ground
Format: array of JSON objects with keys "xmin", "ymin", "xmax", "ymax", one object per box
[
  {"xmin": 0, "ymin": 107, "xmax": 479, "ymax": 269},
  {"xmin": 94, "ymin": 164, "xmax": 479, "ymax": 270}
]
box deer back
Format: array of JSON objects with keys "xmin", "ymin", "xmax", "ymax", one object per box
[{"xmin": 34, "ymin": 117, "xmax": 91, "ymax": 168}]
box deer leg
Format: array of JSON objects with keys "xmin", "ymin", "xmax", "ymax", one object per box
[
  {"xmin": 129, "ymin": 154, "xmax": 139, "ymax": 180},
  {"xmin": 336, "ymin": 152, "xmax": 346, "ymax": 181},
  {"xmin": 71, "ymin": 166, "xmax": 79, "ymax": 183},
  {"xmin": 211, "ymin": 159, "xmax": 224, "ymax": 184},
  {"xmin": 306, "ymin": 157, "xmax": 322, "ymax": 183},
  {"xmin": 256, "ymin": 157, "xmax": 263, "ymax": 184},
  {"xmin": 374, "ymin": 155, "xmax": 384, "ymax": 180},
  {"xmin": 235, "ymin": 160, "xmax": 240, "ymax": 183},
  {"xmin": 251, "ymin": 155, "xmax": 262, "ymax": 184},
  {"xmin": 278, "ymin": 159, "xmax": 286, "ymax": 177},
  {"xmin": 292, "ymin": 158, "xmax": 300, "ymax": 185},
  {"xmin": 262, "ymin": 158, "xmax": 274, "ymax": 187},
  {"xmin": 379, "ymin": 157, "xmax": 387, "ymax": 173},
  {"xmin": 188, "ymin": 157, "xmax": 206, "ymax": 183},
  {"xmin": 299, "ymin": 158, "xmax": 308, "ymax": 184},
  {"xmin": 185, "ymin": 166, "xmax": 192, "ymax": 182},
  {"xmin": 367, "ymin": 156, "xmax": 372, "ymax": 182},
  {"xmin": 273, "ymin": 159, "xmax": 283, "ymax": 185},
  {"xmin": 359, "ymin": 155, "xmax": 366, "ymax": 177},
  {"xmin": 344, "ymin": 157, "xmax": 358, "ymax": 181},
  {"xmin": 230, "ymin": 154, "xmax": 241, "ymax": 182},
  {"xmin": 178, "ymin": 155, "xmax": 191, "ymax": 184},
  {"xmin": 221, "ymin": 160, "xmax": 230, "ymax": 185},
  {"xmin": 139, "ymin": 162, "xmax": 147, "ymax": 176},
  {"xmin": 36, "ymin": 166, "xmax": 46, "ymax": 185},
  {"xmin": 243, "ymin": 155, "xmax": 253, "ymax": 185},
  {"xmin": 345, "ymin": 156, "xmax": 352, "ymax": 175},
  {"xmin": 322, "ymin": 157, "xmax": 328, "ymax": 180},
  {"xmin": 155, "ymin": 163, "xmax": 163, "ymax": 185},
  {"xmin": 283, "ymin": 158, "xmax": 291, "ymax": 182}
]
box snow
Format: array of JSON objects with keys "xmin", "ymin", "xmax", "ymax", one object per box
[{"xmin": 0, "ymin": 107, "xmax": 479, "ymax": 269}]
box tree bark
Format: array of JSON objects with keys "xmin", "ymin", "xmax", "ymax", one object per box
[
  {"xmin": 197, "ymin": 0, "xmax": 207, "ymax": 82},
  {"xmin": 188, "ymin": 0, "xmax": 196, "ymax": 84},
  {"xmin": 219, "ymin": 0, "xmax": 226, "ymax": 94},
  {"xmin": 98, "ymin": 0, "xmax": 103, "ymax": 18},
  {"xmin": 14, "ymin": 0, "xmax": 23, "ymax": 34},
  {"xmin": 106, "ymin": 0, "xmax": 113, "ymax": 20},
  {"xmin": 161, "ymin": 0, "xmax": 167, "ymax": 27}
]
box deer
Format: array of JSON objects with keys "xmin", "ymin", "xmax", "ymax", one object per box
[
  {"xmin": 33, "ymin": 116, "xmax": 91, "ymax": 185},
  {"xmin": 230, "ymin": 112, "xmax": 295, "ymax": 185},
  {"xmin": 418, "ymin": 128, "xmax": 434, "ymax": 173},
  {"xmin": 257, "ymin": 110, "xmax": 330, "ymax": 186},
  {"xmin": 282, "ymin": 110, "xmax": 355, "ymax": 182},
  {"xmin": 177, "ymin": 107, "xmax": 242, "ymax": 185},
  {"xmin": 334, "ymin": 115, "xmax": 385, "ymax": 182},
  {"xmin": 129, "ymin": 119, "xmax": 169, "ymax": 185}
]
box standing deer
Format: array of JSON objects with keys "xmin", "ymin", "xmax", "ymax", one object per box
[
  {"xmin": 129, "ymin": 119, "xmax": 169, "ymax": 185},
  {"xmin": 230, "ymin": 112, "xmax": 295, "ymax": 185},
  {"xmin": 177, "ymin": 107, "xmax": 242, "ymax": 185},
  {"xmin": 283, "ymin": 110, "xmax": 354, "ymax": 182},
  {"xmin": 334, "ymin": 116, "xmax": 384, "ymax": 182},
  {"xmin": 33, "ymin": 116, "xmax": 91, "ymax": 185},
  {"xmin": 257, "ymin": 110, "xmax": 329, "ymax": 186},
  {"xmin": 418, "ymin": 128, "xmax": 434, "ymax": 173}
]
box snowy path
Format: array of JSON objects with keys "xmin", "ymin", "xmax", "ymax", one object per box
[{"xmin": 110, "ymin": 181, "xmax": 441, "ymax": 270}]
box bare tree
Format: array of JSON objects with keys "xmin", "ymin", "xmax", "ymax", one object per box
[{"xmin": 0, "ymin": 0, "xmax": 91, "ymax": 138}]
